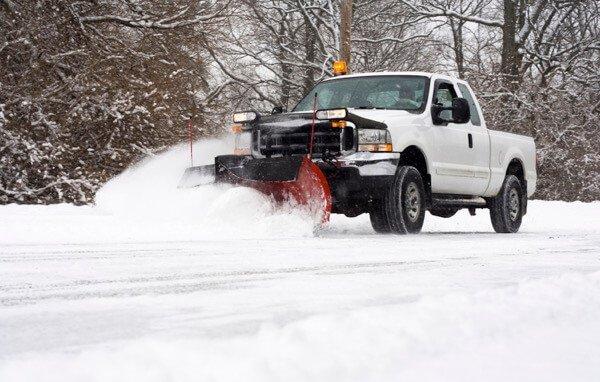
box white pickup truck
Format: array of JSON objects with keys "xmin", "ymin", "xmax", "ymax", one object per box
[{"xmin": 187, "ymin": 71, "xmax": 537, "ymax": 234}]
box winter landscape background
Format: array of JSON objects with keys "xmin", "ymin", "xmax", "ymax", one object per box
[
  {"xmin": 1, "ymin": 1, "xmax": 600, "ymax": 381},
  {"xmin": 1, "ymin": 0, "xmax": 599, "ymax": 204}
]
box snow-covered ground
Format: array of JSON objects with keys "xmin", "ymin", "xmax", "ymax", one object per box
[{"xmin": 1, "ymin": 141, "xmax": 599, "ymax": 381}]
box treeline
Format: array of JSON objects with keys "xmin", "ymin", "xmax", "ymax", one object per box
[{"xmin": 1, "ymin": 0, "xmax": 598, "ymax": 204}]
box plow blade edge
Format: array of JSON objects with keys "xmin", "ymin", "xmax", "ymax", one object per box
[
  {"xmin": 180, "ymin": 155, "xmax": 332, "ymax": 224},
  {"xmin": 178, "ymin": 164, "xmax": 216, "ymax": 188}
]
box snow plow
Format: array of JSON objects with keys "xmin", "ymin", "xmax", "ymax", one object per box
[
  {"xmin": 180, "ymin": 65, "xmax": 537, "ymax": 234},
  {"xmin": 179, "ymin": 61, "xmax": 394, "ymax": 226},
  {"xmin": 178, "ymin": 104, "xmax": 390, "ymax": 224},
  {"xmin": 180, "ymin": 152, "xmax": 333, "ymax": 223}
]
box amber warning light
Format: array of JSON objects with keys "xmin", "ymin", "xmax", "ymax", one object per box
[{"xmin": 332, "ymin": 60, "xmax": 348, "ymax": 76}]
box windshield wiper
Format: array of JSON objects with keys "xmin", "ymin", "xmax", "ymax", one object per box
[{"xmin": 354, "ymin": 106, "xmax": 387, "ymax": 110}]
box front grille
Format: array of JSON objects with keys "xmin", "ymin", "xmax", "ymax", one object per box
[{"xmin": 259, "ymin": 131, "xmax": 341, "ymax": 156}]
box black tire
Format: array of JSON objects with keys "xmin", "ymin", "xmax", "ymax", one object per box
[
  {"xmin": 384, "ymin": 166, "xmax": 426, "ymax": 234},
  {"xmin": 490, "ymin": 175, "xmax": 523, "ymax": 233},
  {"xmin": 369, "ymin": 201, "xmax": 391, "ymax": 233}
]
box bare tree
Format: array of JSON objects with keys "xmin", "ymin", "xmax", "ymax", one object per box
[
  {"xmin": 339, "ymin": 0, "xmax": 353, "ymax": 64},
  {"xmin": 2, "ymin": 0, "xmax": 598, "ymax": 204},
  {"xmin": 0, "ymin": 0, "xmax": 227, "ymax": 203}
]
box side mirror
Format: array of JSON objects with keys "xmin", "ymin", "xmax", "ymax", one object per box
[
  {"xmin": 451, "ymin": 98, "xmax": 470, "ymax": 124},
  {"xmin": 271, "ymin": 106, "xmax": 285, "ymax": 115},
  {"xmin": 431, "ymin": 103, "xmax": 444, "ymax": 125}
]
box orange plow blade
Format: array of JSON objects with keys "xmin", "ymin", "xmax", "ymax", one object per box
[
  {"xmin": 181, "ymin": 155, "xmax": 332, "ymax": 225},
  {"xmin": 247, "ymin": 156, "xmax": 332, "ymax": 224}
]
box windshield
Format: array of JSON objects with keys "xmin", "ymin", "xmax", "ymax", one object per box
[{"xmin": 293, "ymin": 75, "xmax": 429, "ymax": 112}]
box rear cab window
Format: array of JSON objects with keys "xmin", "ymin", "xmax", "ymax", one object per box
[{"xmin": 457, "ymin": 83, "xmax": 482, "ymax": 126}]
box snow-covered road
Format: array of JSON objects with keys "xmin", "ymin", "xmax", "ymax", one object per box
[{"xmin": 1, "ymin": 142, "xmax": 599, "ymax": 381}]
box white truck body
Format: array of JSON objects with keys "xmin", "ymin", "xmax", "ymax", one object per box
[
  {"xmin": 197, "ymin": 70, "xmax": 538, "ymax": 233},
  {"xmin": 326, "ymin": 72, "xmax": 537, "ymax": 198}
]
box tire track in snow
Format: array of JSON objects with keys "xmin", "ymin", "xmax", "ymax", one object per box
[{"xmin": 1, "ymin": 259, "xmax": 446, "ymax": 306}]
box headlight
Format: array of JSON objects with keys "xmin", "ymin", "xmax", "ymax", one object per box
[
  {"xmin": 357, "ymin": 129, "xmax": 393, "ymax": 152},
  {"xmin": 233, "ymin": 111, "xmax": 258, "ymax": 123},
  {"xmin": 316, "ymin": 108, "xmax": 347, "ymax": 120}
]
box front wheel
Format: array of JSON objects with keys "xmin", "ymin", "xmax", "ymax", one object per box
[
  {"xmin": 369, "ymin": 201, "xmax": 391, "ymax": 233},
  {"xmin": 384, "ymin": 166, "xmax": 426, "ymax": 234},
  {"xmin": 490, "ymin": 175, "xmax": 524, "ymax": 233}
]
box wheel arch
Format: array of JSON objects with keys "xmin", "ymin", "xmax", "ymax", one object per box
[
  {"xmin": 398, "ymin": 145, "xmax": 431, "ymax": 205},
  {"xmin": 506, "ymin": 158, "xmax": 525, "ymax": 188},
  {"xmin": 505, "ymin": 157, "xmax": 528, "ymax": 215},
  {"xmin": 398, "ymin": 145, "xmax": 429, "ymax": 175}
]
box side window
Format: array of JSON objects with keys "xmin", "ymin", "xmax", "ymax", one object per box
[
  {"xmin": 434, "ymin": 81, "xmax": 458, "ymax": 121},
  {"xmin": 457, "ymin": 83, "xmax": 482, "ymax": 126}
]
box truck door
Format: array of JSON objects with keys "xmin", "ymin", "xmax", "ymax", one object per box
[
  {"xmin": 430, "ymin": 79, "xmax": 487, "ymax": 195},
  {"xmin": 457, "ymin": 82, "xmax": 491, "ymax": 195}
]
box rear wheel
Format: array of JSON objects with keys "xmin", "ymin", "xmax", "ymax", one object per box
[
  {"xmin": 384, "ymin": 166, "xmax": 426, "ymax": 234},
  {"xmin": 490, "ymin": 175, "xmax": 523, "ymax": 233}
]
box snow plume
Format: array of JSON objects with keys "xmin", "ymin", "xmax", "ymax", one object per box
[{"xmin": 94, "ymin": 138, "xmax": 315, "ymax": 240}]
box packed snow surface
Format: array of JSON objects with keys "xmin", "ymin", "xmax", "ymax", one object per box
[{"xmin": 1, "ymin": 140, "xmax": 600, "ymax": 381}]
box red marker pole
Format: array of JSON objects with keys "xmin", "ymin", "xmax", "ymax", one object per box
[
  {"xmin": 308, "ymin": 93, "xmax": 318, "ymax": 159},
  {"xmin": 188, "ymin": 120, "xmax": 194, "ymax": 167}
]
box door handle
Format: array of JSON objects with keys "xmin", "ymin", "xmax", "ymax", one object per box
[{"xmin": 468, "ymin": 133, "xmax": 473, "ymax": 148}]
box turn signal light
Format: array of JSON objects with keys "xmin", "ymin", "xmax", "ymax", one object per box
[
  {"xmin": 234, "ymin": 148, "xmax": 251, "ymax": 156},
  {"xmin": 231, "ymin": 124, "xmax": 243, "ymax": 134},
  {"xmin": 332, "ymin": 60, "xmax": 348, "ymax": 76},
  {"xmin": 358, "ymin": 143, "xmax": 393, "ymax": 152},
  {"xmin": 331, "ymin": 120, "xmax": 347, "ymax": 129}
]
